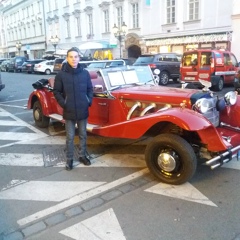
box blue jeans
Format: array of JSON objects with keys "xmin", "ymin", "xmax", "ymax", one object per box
[{"xmin": 65, "ymin": 118, "xmax": 87, "ymax": 160}]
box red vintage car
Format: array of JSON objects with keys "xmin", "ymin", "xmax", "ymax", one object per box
[{"xmin": 27, "ymin": 66, "xmax": 240, "ymax": 185}]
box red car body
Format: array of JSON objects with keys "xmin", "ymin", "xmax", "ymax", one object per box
[{"xmin": 27, "ymin": 66, "xmax": 240, "ymax": 185}]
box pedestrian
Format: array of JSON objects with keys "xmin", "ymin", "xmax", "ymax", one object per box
[{"xmin": 53, "ymin": 47, "xmax": 93, "ymax": 170}]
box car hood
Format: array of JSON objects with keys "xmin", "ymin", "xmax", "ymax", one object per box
[{"xmin": 112, "ymin": 85, "xmax": 203, "ymax": 107}]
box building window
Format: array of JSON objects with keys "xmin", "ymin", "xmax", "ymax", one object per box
[
  {"xmin": 31, "ymin": 4, "xmax": 34, "ymax": 15},
  {"xmin": 88, "ymin": 13, "xmax": 93, "ymax": 35},
  {"xmin": 48, "ymin": 0, "xmax": 51, "ymax": 11},
  {"xmin": 132, "ymin": 3, "xmax": 139, "ymax": 28},
  {"xmin": 117, "ymin": 6, "xmax": 123, "ymax": 27},
  {"xmin": 39, "ymin": 22, "xmax": 43, "ymax": 35},
  {"xmin": 38, "ymin": 1, "xmax": 41, "ymax": 13},
  {"xmin": 75, "ymin": 16, "xmax": 81, "ymax": 36},
  {"xmin": 66, "ymin": 19, "xmax": 70, "ymax": 37},
  {"xmin": 54, "ymin": 0, "xmax": 58, "ymax": 9},
  {"xmin": 189, "ymin": 0, "xmax": 199, "ymax": 20},
  {"xmin": 103, "ymin": 10, "xmax": 109, "ymax": 32},
  {"xmin": 167, "ymin": 0, "xmax": 175, "ymax": 23}
]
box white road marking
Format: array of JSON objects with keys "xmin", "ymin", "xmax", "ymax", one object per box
[
  {"xmin": 0, "ymin": 153, "xmax": 146, "ymax": 168},
  {"xmin": 0, "ymin": 153, "xmax": 43, "ymax": 166},
  {"xmin": 0, "ymin": 181, "xmax": 105, "ymax": 202},
  {"xmin": 88, "ymin": 154, "xmax": 146, "ymax": 167},
  {"xmin": 0, "ymin": 104, "xmax": 26, "ymax": 109},
  {"xmin": 60, "ymin": 208, "xmax": 126, "ymax": 240},
  {"xmin": 0, "ymin": 98, "xmax": 28, "ymax": 103},
  {"xmin": 17, "ymin": 168, "xmax": 149, "ymax": 226},
  {"xmin": 1, "ymin": 179, "xmax": 27, "ymax": 191},
  {"xmin": 145, "ymin": 182, "xmax": 217, "ymax": 207},
  {"xmin": 0, "ymin": 107, "xmax": 48, "ymax": 148},
  {"xmin": 0, "ymin": 132, "xmax": 46, "ymax": 141}
]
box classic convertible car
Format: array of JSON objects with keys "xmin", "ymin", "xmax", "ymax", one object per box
[{"xmin": 27, "ymin": 66, "xmax": 240, "ymax": 185}]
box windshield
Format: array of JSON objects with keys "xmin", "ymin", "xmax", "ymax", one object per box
[
  {"xmin": 182, "ymin": 52, "xmax": 198, "ymax": 66},
  {"xmin": 134, "ymin": 56, "xmax": 154, "ymax": 64},
  {"xmin": 100, "ymin": 65, "xmax": 155, "ymax": 91},
  {"xmin": 88, "ymin": 62, "xmax": 106, "ymax": 69}
]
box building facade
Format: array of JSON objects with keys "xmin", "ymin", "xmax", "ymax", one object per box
[{"xmin": 0, "ymin": 0, "xmax": 239, "ymax": 61}]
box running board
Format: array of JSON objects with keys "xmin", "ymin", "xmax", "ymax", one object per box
[
  {"xmin": 48, "ymin": 114, "xmax": 99, "ymax": 131},
  {"xmin": 49, "ymin": 114, "xmax": 63, "ymax": 122}
]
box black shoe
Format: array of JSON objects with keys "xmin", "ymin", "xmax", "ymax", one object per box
[
  {"xmin": 79, "ymin": 156, "xmax": 91, "ymax": 166},
  {"xmin": 65, "ymin": 159, "xmax": 73, "ymax": 170}
]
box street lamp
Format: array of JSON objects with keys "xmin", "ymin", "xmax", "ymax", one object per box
[
  {"xmin": 49, "ymin": 35, "xmax": 60, "ymax": 53},
  {"xmin": 112, "ymin": 22, "xmax": 127, "ymax": 58},
  {"xmin": 16, "ymin": 42, "xmax": 22, "ymax": 56}
]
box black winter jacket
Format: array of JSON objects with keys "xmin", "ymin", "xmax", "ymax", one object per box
[{"xmin": 53, "ymin": 62, "xmax": 93, "ymax": 120}]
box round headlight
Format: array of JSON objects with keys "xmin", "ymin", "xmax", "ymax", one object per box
[
  {"xmin": 224, "ymin": 91, "xmax": 237, "ymax": 105},
  {"xmin": 154, "ymin": 69, "xmax": 160, "ymax": 75},
  {"xmin": 194, "ymin": 98, "xmax": 211, "ymax": 113}
]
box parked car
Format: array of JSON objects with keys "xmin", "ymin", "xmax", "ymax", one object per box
[
  {"xmin": 0, "ymin": 71, "xmax": 5, "ymax": 91},
  {"xmin": 180, "ymin": 49, "xmax": 240, "ymax": 91},
  {"xmin": 8, "ymin": 56, "xmax": 28, "ymax": 72},
  {"xmin": 34, "ymin": 60, "xmax": 54, "ymax": 75},
  {"xmin": 87, "ymin": 59, "xmax": 127, "ymax": 71},
  {"xmin": 27, "ymin": 65, "xmax": 240, "ymax": 185},
  {"xmin": 133, "ymin": 53, "xmax": 182, "ymax": 85},
  {"xmin": 0, "ymin": 58, "xmax": 7, "ymax": 67},
  {"xmin": 0, "ymin": 59, "xmax": 11, "ymax": 72},
  {"xmin": 21, "ymin": 59, "xmax": 45, "ymax": 73},
  {"xmin": 53, "ymin": 58, "xmax": 65, "ymax": 74}
]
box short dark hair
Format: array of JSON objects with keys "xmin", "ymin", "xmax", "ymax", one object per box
[{"xmin": 67, "ymin": 47, "xmax": 80, "ymax": 57}]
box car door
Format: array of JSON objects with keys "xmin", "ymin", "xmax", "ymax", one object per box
[
  {"xmin": 230, "ymin": 53, "xmax": 239, "ymax": 82},
  {"xmin": 223, "ymin": 53, "xmax": 235, "ymax": 83}
]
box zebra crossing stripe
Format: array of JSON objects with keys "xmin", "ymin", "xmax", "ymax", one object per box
[{"xmin": 60, "ymin": 208, "xmax": 126, "ymax": 240}]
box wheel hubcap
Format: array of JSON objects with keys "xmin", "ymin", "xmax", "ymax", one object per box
[
  {"xmin": 34, "ymin": 109, "xmax": 40, "ymax": 121},
  {"xmin": 158, "ymin": 152, "xmax": 176, "ymax": 172}
]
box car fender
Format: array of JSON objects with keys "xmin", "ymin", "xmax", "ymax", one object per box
[
  {"xmin": 90, "ymin": 107, "xmax": 210, "ymax": 137},
  {"xmin": 90, "ymin": 107, "xmax": 229, "ymax": 151},
  {"xmin": 27, "ymin": 90, "xmax": 53, "ymax": 116}
]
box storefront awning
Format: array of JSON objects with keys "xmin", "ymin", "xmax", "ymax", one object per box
[{"xmin": 79, "ymin": 41, "xmax": 110, "ymax": 50}]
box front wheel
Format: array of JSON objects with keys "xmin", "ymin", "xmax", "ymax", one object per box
[
  {"xmin": 213, "ymin": 77, "xmax": 224, "ymax": 91},
  {"xmin": 145, "ymin": 133, "xmax": 197, "ymax": 185},
  {"xmin": 159, "ymin": 71, "xmax": 170, "ymax": 85},
  {"xmin": 33, "ymin": 101, "xmax": 50, "ymax": 128}
]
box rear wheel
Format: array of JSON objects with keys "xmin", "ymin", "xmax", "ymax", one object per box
[
  {"xmin": 45, "ymin": 69, "xmax": 51, "ymax": 75},
  {"xmin": 159, "ymin": 71, "xmax": 170, "ymax": 85},
  {"xmin": 33, "ymin": 101, "xmax": 50, "ymax": 128},
  {"xmin": 145, "ymin": 133, "xmax": 197, "ymax": 185},
  {"xmin": 213, "ymin": 77, "xmax": 224, "ymax": 91}
]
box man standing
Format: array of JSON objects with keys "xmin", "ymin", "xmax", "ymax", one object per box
[{"xmin": 53, "ymin": 48, "xmax": 93, "ymax": 170}]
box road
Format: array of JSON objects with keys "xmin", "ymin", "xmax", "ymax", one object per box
[{"xmin": 0, "ymin": 71, "xmax": 240, "ymax": 240}]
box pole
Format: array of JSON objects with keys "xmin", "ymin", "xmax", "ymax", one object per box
[{"xmin": 119, "ymin": 36, "xmax": 122, "ymax": 58}]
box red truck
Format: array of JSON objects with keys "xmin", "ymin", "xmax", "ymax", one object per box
[{"xmin": 180, "ymin": 49, "xmax": 240, "ymax": 91}]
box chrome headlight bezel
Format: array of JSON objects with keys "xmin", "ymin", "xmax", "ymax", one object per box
[
  {"xmin": 194, "ymin": 98, "xmax": 212, "ymax": 114},
  {"xmin": 224, "ymin": 91, "xmax": 237, "ymax": 106}
]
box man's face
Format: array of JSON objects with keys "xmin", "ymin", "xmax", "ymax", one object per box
[{"xmin": 67, "ymin": 51, "xmax": 80, "ymax": 68}]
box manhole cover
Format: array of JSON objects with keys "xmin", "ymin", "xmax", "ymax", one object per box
[{"xmin": 43, "ymin": 146, "xmax": 79, "ymax": 167}]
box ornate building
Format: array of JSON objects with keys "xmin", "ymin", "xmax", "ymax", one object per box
[{"xmin": 0, "ymin": 0, "xmax": 239, "ymax": 61}]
